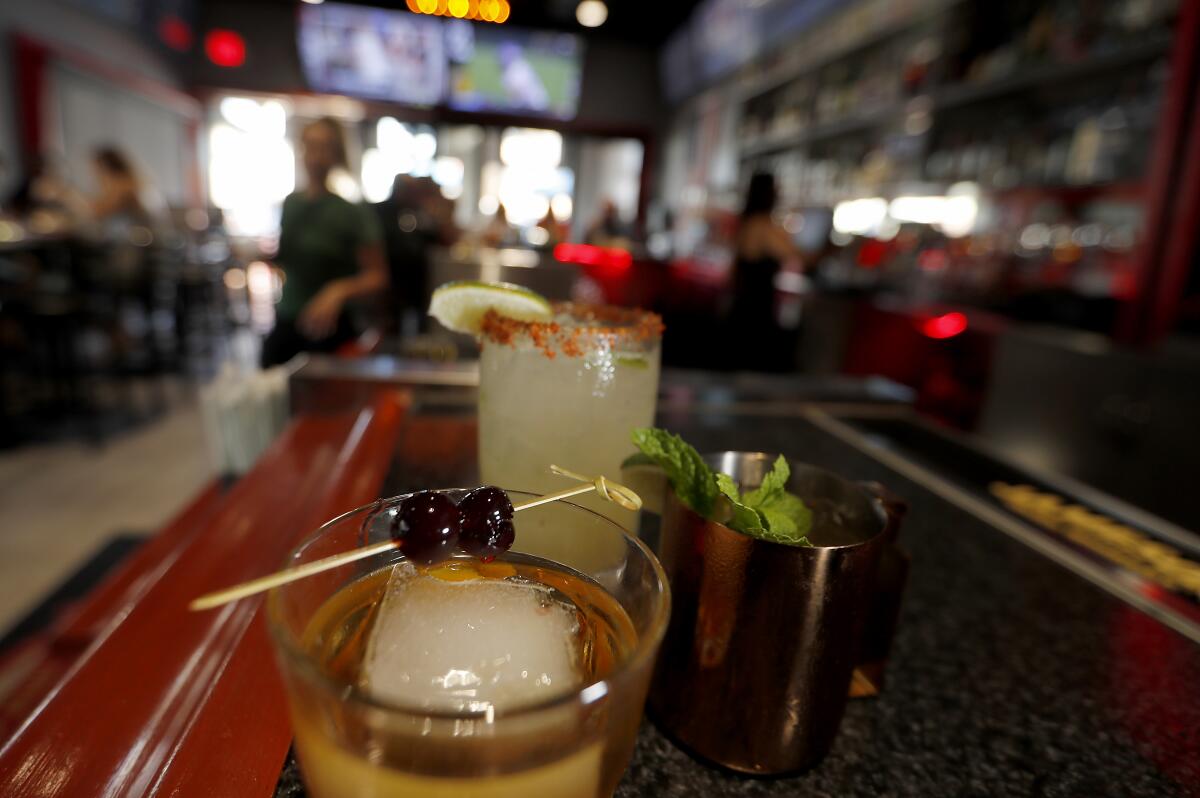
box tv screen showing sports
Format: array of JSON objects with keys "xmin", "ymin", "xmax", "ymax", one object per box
[
  {"xmin": 445, "ymin": 22, "xmax": 583, "ymax": 119},
  {"xmin": 297, "ymin": 2, "xmax": 446, "ymax": 106}
]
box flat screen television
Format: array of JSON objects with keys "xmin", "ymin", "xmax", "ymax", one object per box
[
  {"xmin": 445, "ymin": 21, "xmax": 583, "ymax": 119},
  {"xmin": 297, "ymin": 2, "xmax": 446, "ymax": 106}
]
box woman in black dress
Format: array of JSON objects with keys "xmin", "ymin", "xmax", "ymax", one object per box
[{"xmin": 728, "ymin": 173, "xmax": 803, "ymax": 372}]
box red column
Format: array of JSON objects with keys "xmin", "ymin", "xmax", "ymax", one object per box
[
  {"xmin": 12, "ymin": 35, "xmax": 49, "ymax": 167},
  {"xmin": 1125, "ymin": 0, "xmax": 1200, "ymax": 344}
]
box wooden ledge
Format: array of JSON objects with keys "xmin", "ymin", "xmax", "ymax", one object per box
[{"xmin": 0, "ymin": 390, "xmax": 408, "ymax": 797}]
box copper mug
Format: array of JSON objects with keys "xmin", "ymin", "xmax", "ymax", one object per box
[{"xmin": 647, "ymin": 452, "xmax": 907, "ymax": 775}]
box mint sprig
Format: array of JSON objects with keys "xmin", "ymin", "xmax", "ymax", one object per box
[
  {"xmin": 716, "ymin": 472, "xmax": 769, "ymax": 534},
  {"xmin": 630, "ymin": 427, "xmax": 718, "ymax": 519},
  {"xmin": 629, "ymin": 428, "xmax": 812, "ymax": 546}
]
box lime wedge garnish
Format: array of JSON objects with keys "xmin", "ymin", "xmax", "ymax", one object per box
[
  {"xmin": 428, "ymin": 280, "xmax": 552, "ymax": 335},
  {"xmin": 615, "ymin": 356, "xmax": 649, "ymax": 369}
]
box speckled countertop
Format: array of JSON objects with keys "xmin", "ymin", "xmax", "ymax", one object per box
[{"xmin": 275, "ymin": 402, "xmax": 1200, "ymax": 798}]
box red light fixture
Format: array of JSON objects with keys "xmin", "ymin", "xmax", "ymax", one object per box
[
  {"xmin": 553, "ymin": 243, "xmax": 632, "ymax": 271},
  {"xmin": 856, "ymin": 238, "xmax": 887, "ymax": 269},
  {"xmin": 205, "ymin": 29, "xmax": 246, "ymax": 68},
  {"xmin": 920, "ymin": 312, "xmax": 968, "ymax": 340},
  {"xmin": 158, "ymin": 16, "xmax": 193, "ymax": 51},
  {"xmin": 917, "ymin": 248, "xmax": 949, "ymax": 272}
]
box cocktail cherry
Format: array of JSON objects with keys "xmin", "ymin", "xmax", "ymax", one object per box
[{"xmin": 390, "ymin": 488, "xmax": 516, "ymax": 565}]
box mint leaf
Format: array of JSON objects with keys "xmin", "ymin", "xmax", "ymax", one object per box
[
  {"xmin": 761, "ymin": 506, "xmax": 798, "ymax": 537},
  {"xmin": 716, "ymin": 473, "xmax": 768, "ymax": 534},
  {"xmin": 759, "ymin": 494, "xmax": 813, "ymax": 546},
  {"xmin": 714, "ymin": 472, "xmax": 739, "ymax": 502},
  {"xmin": 631, "ymin": 428, "xmax": 718, "ymax": 518},
  {"xmin": 742, "ymin": 456, "xmax": 813, "ymax": 545},
  {"xmin": 743, "ymin": 455, "xmax": 790, "ymax": 507},
  {"xmin": 755, "ymin": 521, "xmax": 804, "ymax": 545},
  {"xmin": 630, "ymin": 429, "xmax": 812, "ymax": 546},
  {"xmin": 761, "ymin": 491, "xmax": 811, "ymax": 527}
]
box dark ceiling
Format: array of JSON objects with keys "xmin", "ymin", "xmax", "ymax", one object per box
[
  {"xmin": 486, "ymin": 0, "xmax": 701, "ymax": 45},
  {"xmin": 210, "ymin": 0, "xmax": 701, "ymax": 47}
]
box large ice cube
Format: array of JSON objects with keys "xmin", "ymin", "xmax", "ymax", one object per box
[{"xmin": 362, "ymin": 565, "xmax": 582, "ymax": 712}]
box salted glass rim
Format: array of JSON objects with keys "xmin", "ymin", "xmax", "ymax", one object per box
[
  {"xmin": 266, "ymin": 488, "xmax": 671, "ymax": 721},
  {"xmin": 479, "ymin": 302, "xmax": 663, "ymax": 354}
]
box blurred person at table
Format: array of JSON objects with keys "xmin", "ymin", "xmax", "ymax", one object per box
[
  {"xmin": 3, "ymin": 155, "xmax": 61, "ymax": 218},
  {"xmin": 3, "ymin": 155, "xmax": 77, "ymax": 238},
  {"xmin": 585, "ymin": 199, "xmax": 633, "ymax": 248},
  {"xmin": 262, "ymin": 117, "xmax": 387, "ymax": 367},
  {"xmin": 534, "ymin": 206, "xmax": 569, "ymax": 248},
  {"xmin": 371, "ymin": 175, "xmax": 451, "ymax": 335},
  {"xmin": 40, "ymin": 147, "xmax": 157, "ymax": 235},
  {"xmin": 89, "ymin": 147, "xmax": 152, "ymax": 224},
  {"xmin": 480, "ymin": 203, "xmax": 518, "ymax": 248},
  {"xmin": 728, "ymin": 172, "xmax": 804, "ymax": 372},
  {"xmin": 414, "ymin": 176, "xmax": 459, "ymax": 246},
  {"xmin": 72, "ymin": 147, "xmax": 168, "ymax": 239},
  {"xmin": 372, "ymin": 176, "xmax": 422, "ymax": 316}
]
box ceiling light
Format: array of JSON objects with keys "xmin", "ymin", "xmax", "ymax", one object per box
[
  {"xmin": 576, "ymin": 0, "xmax": 608, "ymax": 28},
  {"xmin": 410, "ymin": 0, "xmax": 509, "ymax": 22},
  {"xmin": 204, "ymin": 29, "xmax": 246, "ymax": 68}
]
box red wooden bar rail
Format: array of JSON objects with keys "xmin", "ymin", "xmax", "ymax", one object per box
[
  {"xmin": 0, "ymin": 390, "xmax": 407, "ymax": 797},
  {"xmin": 0, "ymin": 481, "xmax": 228, "ymax": 740}
]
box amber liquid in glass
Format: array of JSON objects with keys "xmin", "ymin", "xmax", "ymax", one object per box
[{"xmin": 289, "ymin": 554, "xmax": 643, "ymax": 798}]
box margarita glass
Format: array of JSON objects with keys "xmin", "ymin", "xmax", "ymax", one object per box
[{"xmin": 477, "ymin": 303, "xmax": 662, "ymax": 528}]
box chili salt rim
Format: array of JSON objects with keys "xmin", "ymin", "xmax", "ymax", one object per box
[{"xmin": 480, "ymin": 302, "xmax": 664, "ymax": 358}]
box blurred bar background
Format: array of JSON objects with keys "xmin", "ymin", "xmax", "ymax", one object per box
[{"xmin": 0, "ymin": 0, "xmax": 1198, "ymax": 629}]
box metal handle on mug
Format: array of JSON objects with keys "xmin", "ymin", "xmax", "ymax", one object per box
[{"xmin": 852, "ymin": 482, "xmax": 910, "ymax": 696}]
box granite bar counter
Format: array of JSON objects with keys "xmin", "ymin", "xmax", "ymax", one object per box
[{"xmin": 275, "ymin": 395, "xmax": 1199, "ymax": 798}]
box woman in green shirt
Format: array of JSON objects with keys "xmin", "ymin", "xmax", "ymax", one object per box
[{"xmin": 262, "ymin": 117, "xmax": 387, "ymax": 367}]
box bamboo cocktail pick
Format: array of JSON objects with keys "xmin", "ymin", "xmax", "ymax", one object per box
[{"xmin": 188, "ymin": 466, "xmax": 641, "ymax": 612}]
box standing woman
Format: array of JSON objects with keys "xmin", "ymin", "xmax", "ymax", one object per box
[
  {"xmin": 262, "ymin": 117, "xmax": 387, "ymax": 367},
  {"xmin": 728, "ymin": 173, "xmax": 803, "ymax": 372}
]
